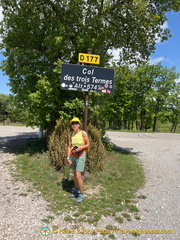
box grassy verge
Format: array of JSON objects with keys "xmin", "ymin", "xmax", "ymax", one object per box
[
  {"xmin": 11, "ymin": 139, "xmax": 145, "ymax": 225},
  {"xmin": 107, "ymin": 123, "xmax": 180, "ymax": 133}
]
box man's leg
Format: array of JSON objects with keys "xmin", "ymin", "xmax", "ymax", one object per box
[
  {"xmin": 74, "ymin": 171, "xmax": 84, "ymax": 193},
  {"xmin": 74, "ymin": 153, "xmax": 86, "ymax": 193},
  {"xmin": 74, "ymin": 171, "xmax": 84, "ymax": 203},
  {"xmin": 69, "ymin": 169, "xmax": 79, "ymax": 198},
  {"xmin": 72, "ymin": 169, "xmax": 79, "ymax": 188},
  {"xmin": 71, "ymin": 154, "xmax": 86, "ymax": 202}
]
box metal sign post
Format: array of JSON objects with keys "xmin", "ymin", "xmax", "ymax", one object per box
[
  {"xmin": 84, "ymin": 92, "xmax": 89, "ymax": 131},
  {"xmin": 83, "ymin": 49, "xmax": 91, "ymax": 132}
]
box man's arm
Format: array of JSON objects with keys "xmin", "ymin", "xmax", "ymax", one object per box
[{"xmin": 67, "ymin": 135, "xmax": 72, "ymax": 167}]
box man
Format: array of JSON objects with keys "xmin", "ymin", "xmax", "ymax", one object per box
[{"xmin": 67, "ymin": 117, "xmax": 90, "ymax": 203}]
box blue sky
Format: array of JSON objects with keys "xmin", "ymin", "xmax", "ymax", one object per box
[
  {"xmin": 0, "ymin": 10, "xmax": 180, "ymax": 95},
  {"xmin": 150, "ymin": 11, "xmax": 180, "ymax": 78}
]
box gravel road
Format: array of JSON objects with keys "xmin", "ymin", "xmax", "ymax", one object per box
[
  {"xmin": 0, "ymin": 127, "xmax": 180, "ymax": 240},
  {"xmin": 106, "ymin": 131, "xmax": 180, "ymax": 240},
  {"xmin": 0, "ymin": 126, "xmax": 39, "ymax": 140}
]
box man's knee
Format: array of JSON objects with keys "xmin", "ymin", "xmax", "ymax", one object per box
[{"xmin": 75, "ymin": 171, "xmax": 82, "ymax": 180}]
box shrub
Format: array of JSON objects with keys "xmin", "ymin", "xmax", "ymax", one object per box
[
  {"xmin": 48, "ymin": 119, "xmax": 106, "ymax": 171},
  {"xmin": 85, "ymin": 123, "xmax": 105, "ymax": 171},
  {"xmin": 48, "ymin": 119, "xmax": 71, "ymax": 170}
]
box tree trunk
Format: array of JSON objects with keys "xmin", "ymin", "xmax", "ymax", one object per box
[
  {"xmin": 3, "ymin": 113, "xmax": 5, "ymax": 125},
  {"xmin": 171, "ymin": 122, "xmax": 178, "ymax": 132},
  {"xmin": 140, "ymin": 109, "xmax": 146, "ymax": 131},
  {"xmin": 128, "ymin": 121, "xmax": 131, "ymax": 130},
  {"xmin": 174, "ymin": 123, "xmax": 178, "ymax": 132},
  {"xmin": 124, "ymin": 120, "xmax": 127, "ymax": 129},
  {"xmin": 136, "ymin": 121, "xmax": 139, "ymax": 130},
  {"xmin": 152, "ymin": 116, "xmax": 157, "ymax": 132},
  {"xmin": 132, "ymin": 121, "xmax": 134, "ymax": 130}
]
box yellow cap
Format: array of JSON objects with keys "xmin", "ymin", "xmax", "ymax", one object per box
[{"xmin": 70, "ymin": 117, "xmax": 80, "ymax": 123}]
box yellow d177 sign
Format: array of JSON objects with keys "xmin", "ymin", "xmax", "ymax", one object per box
[{"xmin": 78, "ymin": 53, "xmax": 100, "ymax": 65}]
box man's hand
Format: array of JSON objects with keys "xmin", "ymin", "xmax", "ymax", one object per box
[{"xmin": 75, "ymin": 146, "xmax": 83, "ymax": 152}]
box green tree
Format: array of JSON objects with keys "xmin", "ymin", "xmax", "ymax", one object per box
[
  {"xmin": 164, "ymin": 82, "xmax": 180, "ymax": 132},
  {"xmin": 0, "ymin": 94, "xmax": 26, "ymax": 123},
  {"xmin": 7, "ymin": 95, "xmax": 27, "ymax": 123},
  {"xmin": 108, "ymin": 65, "xmax": 135, "ymax": 129},
  {"xmin": 105, "ymin": 63, "xmax": 180, "ymax": 132},
  {"xmin": 0, "ymin": 0, "xmax": 180, "ymax": 129},
  {"xmin": 0, "ymin": 93, "xmax": 9, "ymax": 111},
  {"xmin": 0, "ymin": 94, "xmax": 10, "ymax": 123},
  {"xmin": 148, "ymin": 65, "xmax": 179, "ymax": 131},
  {"xmin": 107, "ymin": 64, "xmax": 155, "ymax": 131}
]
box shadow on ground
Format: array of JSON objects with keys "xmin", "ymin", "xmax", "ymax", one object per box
[
  {"xmin": 111, "ymin": 143, "xmax": 142, "ymax": 156},
  {"xmin": 61, "ymin": 178, "xmax": 74, "ymax": 193},
  {"xmin": 105, "ymin": 135, "xmax": 142, "ymax": 156},
  {"xmin": 0, "ymin": 136, "xmax": 47, "ymax": 155}
]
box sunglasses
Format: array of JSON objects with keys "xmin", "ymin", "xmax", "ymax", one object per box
[{"xmin": 71, "ymin": 122, "xmax": 80, "ymax": 125}]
